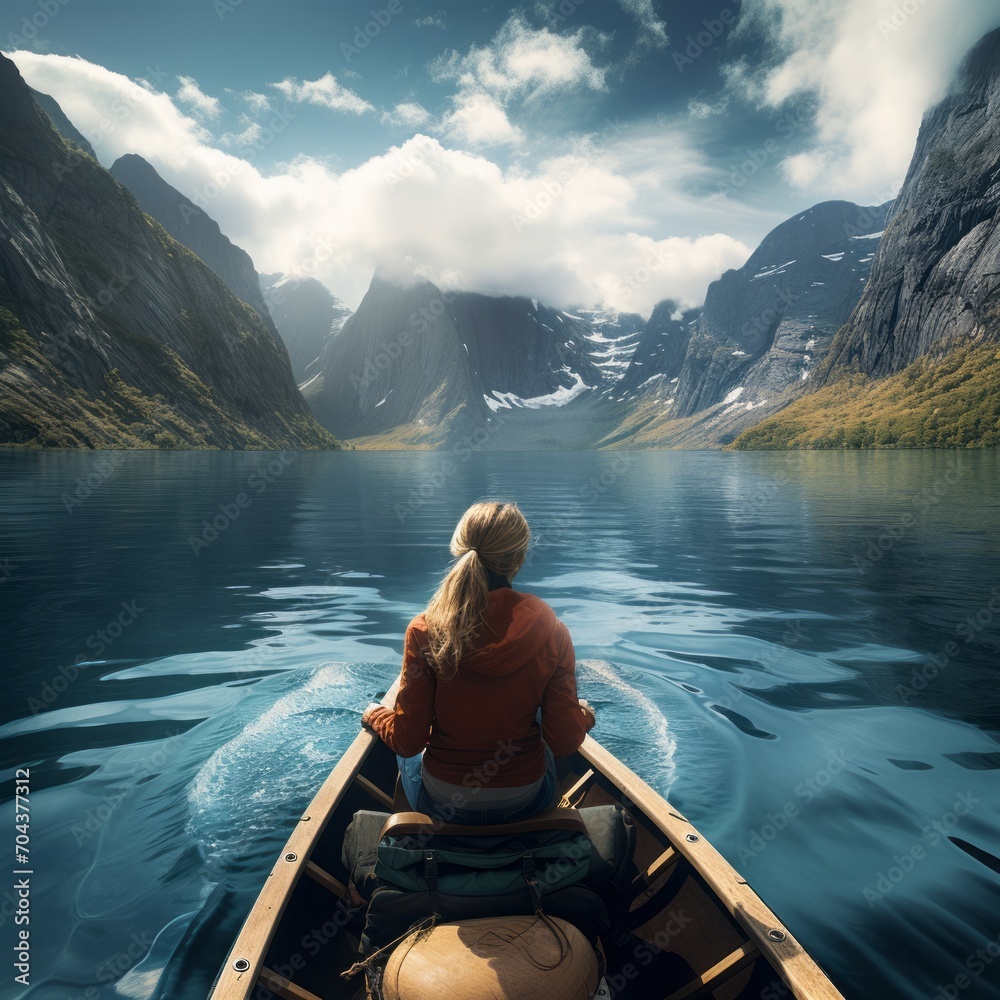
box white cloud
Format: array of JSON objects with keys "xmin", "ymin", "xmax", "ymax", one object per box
[
  {"xmin": 176, "ymin": 75, "xmax": 221, "ymax": 119},
  {"xmin": 270, "ymin": 72, "xmax": 373, "ymax": 115},
  {"xmin": 687, "ymin": 95, "xmax": 729, "ymax": 119},
  {"xmin": 428, "ymin": 14, "xmax": 607, "ymax": 149},
  {"xmin": 616, "ymin": 0, "xmax": 669, "ymax": 49},
  {"xmin": 220, "ymin": 118, "xmax": 264, "ymax": 149},
  {"xmin": 8, "ymin": 51, "xmax": 748, "ymax": 317},
  {"xmin": 440, "ymin": 91, "xmax": 523, "ymax": 147},
  {"xmin": 239, "ymin": 90, "xmax": 272, "ymax": 113},
  {"xmin": 415, "ymin": 12, "xmax": 447, "ymax": 29},
  {"xmin": 383, "ymin": 101, "xmax": 432, "ymax": 128},
  {"xmin": 433, "ymin": 14, "xmax": 607, "ymax": 98},
  {"xmin": 11, "ymin": 53, "xmax": 214, "ymax": 161},
  {"xmin": 730, "ymin": 0, "xmax": 1000, "ymax": 200}
]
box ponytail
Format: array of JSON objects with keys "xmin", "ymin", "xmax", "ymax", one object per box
[{"xmin": 423, "ymin": 501, "xmax": 530, "ymax": 679}]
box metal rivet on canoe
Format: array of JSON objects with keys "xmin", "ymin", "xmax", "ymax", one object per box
[
  {"xmin": 232, "ymin": 958, "xmax": 251, "ymax": 972},
  {"xmin": 767, "ymin": 929, "xmax": 786, "ymax": 942},
  {"xmin": 685, "ymin": 833, "xmax": 700, "ymax": 843},
  {"xmin": 284, "ymin": 852, "xmax": 297, "ymax": 862}
]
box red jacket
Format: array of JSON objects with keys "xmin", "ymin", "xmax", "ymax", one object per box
[{"xmin": 368, "ymin": 589, "xmax": 594, "ymax": 787}]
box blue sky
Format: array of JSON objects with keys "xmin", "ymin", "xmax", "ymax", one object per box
[{"xmin": 6, "ymin": 0, "xmax": 1000, "ymax": 313}]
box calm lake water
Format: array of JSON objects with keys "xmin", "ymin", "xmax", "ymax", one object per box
[{"xmin": 1, "ymin": 449, "xmax": 999, "ymax": 1000}]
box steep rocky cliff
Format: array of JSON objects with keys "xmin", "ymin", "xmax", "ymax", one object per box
[
  {"xmin": 615, "ymin": 299, "xmax": 700, "ymax": 397},
  {"xmin": 602, "ymin": 200, "xmax": 890, "ymax": 447},
  {"xmin": 0, "ymin": 54, "xmax": 336, "ymax": 449},
  {"xmin": 30, "ymin": 88, "xmax": 97, "ymax": 159},
  {"xmin": 671, "ymin": 200, "xmax": 891, "ymax": 417},
  {"xmin": 307, "ymin": 269, "xmax": 607, "ymax": 446},
  {"xmin": 109, "ymin": 153, "xmax": 278, "ymax": 335},
  {"xmin": 260, "ymin": 273, "xmax": 352, "ymax": 386},
  {"xmin": 819, "ymin": 27, "xmax": 1000, "ymax": 378},
  {"xmin": 734, "ymin": 27, "xmax": 1000, "ymax": 450}
]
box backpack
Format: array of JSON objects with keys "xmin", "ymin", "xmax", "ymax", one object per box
[{"xmin": 342, "ymin": 805, "xmax": 635, "ymax": 952}]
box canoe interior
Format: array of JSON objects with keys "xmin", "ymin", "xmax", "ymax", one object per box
[{"xmin": 212, "ymin": 733, "xmax": 842, "ymax": 1000}]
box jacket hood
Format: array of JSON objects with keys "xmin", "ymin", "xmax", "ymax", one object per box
[{"xmin": 461, "ymin": 590, "xmax": 558, "ymax": 677}]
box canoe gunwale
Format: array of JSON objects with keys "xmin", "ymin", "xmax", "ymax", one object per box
[
  {"xmin": 577, "ymin": 734, "xmax": 845, "ymax": 1000},
  {"xmin": 209, "ymin": 677, "xmax": 845, "ymax": 1000},
  {"xmin": 209, "ymin": 680, "xmax": 399, "ymax": 1000}
]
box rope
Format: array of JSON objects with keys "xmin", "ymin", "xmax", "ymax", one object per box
[{"xmin": 339, "ymin": 914, "xmax": 440, "ymax": 981}]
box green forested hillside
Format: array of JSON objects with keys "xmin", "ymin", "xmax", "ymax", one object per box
[{"xmin": 731, "ymin": 341, "xmax": 1000, "ymax": 450}]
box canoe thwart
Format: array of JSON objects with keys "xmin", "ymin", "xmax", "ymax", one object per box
[
  {"xmin": 257, "ymin": 967, "xmax": 323, "ymax": 1000},
  {"xmin": 635, "ymin": 845, "xmax": 678, "ymax": 886},
  {"xmin": 663, "ymin": 941, "xmax": 760, "ymax": 1000},
  {"xmin": 304, "ymin": 861, "xmax": 348, "ymax": 899},
  {"xmin": 353, "ymin": 773, "xmax": 394, "ymax": 810}
]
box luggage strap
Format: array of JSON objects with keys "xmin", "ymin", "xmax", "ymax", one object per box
[{"xmin": 522, "ymin": 853, "xmax": 543, "ymax": 914}]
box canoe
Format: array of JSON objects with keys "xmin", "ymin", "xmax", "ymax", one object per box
[{"xmin": 208, "ymin": 677, "xmax": 845, "ymax": 1000}]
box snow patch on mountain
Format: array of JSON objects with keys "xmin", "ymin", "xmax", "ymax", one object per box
[{"xmin": 484, "ymin": 369, "xmax": 592, "ymax": 412}]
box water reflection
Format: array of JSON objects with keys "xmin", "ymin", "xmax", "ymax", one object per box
[{"xmin": 1, "ymin": 449, "xmax": 999, "ymax": 999}]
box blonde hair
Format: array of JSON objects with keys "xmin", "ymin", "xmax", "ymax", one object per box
[{"xmin": 423, "ymin": 500, "xmax": 530, "ymax": 678}]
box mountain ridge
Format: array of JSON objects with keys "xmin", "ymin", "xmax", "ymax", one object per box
[
  {"xmin": 735, "ymin": 25, "xmax": 1000, "ymax": 449},
  {"xmin": 0, "ymin": 53, "xmax": 337, "ymax": 449}
]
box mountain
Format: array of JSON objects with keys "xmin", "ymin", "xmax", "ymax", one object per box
[
  {"xmin": 30, "ymin": 88, "xmax": 97, "ymax": 159},
  {"xmin": 820, "ymin": 28, "xmax": 1000, "ymax": 378},
  {"xmin": 306, "ymin": 269, "xmax": 610, "ymax": 447},
  {"xmin": 614, "ymin": 299, "xmax": 701, "ymax": 397},
  {"xmin": 602, "ymin": 200, "xmax": 891, "ymax": 446},
  {"xmin": 109, "ymin": 153, "xmax": 278, "ymax": 335},
  {"xmin": 735, "ymin": 27, "xmax": 1000, "ymax": 450},
  {"xmin": 259, "ymin": 273, "xmax": 352, "ymax": 386},
  {"xmin": 0, "ymin": 53, "xmax": 336, "ymax": 449}
]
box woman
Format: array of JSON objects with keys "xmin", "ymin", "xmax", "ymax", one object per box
[{"xmin": 362, "ymin": 500, "xmax": 595, "ymax": 824}]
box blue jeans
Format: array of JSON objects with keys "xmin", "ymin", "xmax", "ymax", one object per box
[{"xmin": 396, "ymin": 747, "xmax": 558, "ymax": 825}]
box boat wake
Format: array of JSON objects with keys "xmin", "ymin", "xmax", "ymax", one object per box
[
  {"xmin": 577, "ymin": 658, "xmax": 676, "ymax": 793},
  {"xmin": 185, "ymin": 660, "xmax": 396, "ymax": 873}
]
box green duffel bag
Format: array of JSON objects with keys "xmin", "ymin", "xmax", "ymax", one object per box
[{"xmin": 374, "ymin": 826, "xmax": 592, "ymax": 897}]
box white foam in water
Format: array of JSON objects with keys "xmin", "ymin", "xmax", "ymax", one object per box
[
  {"xmin": 577, "ymin": 658, "xmax": 676, "ymax": 793},
  {"xmin": 186, "ymin": 661, "xmax": 394, "ymax": 866}
]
